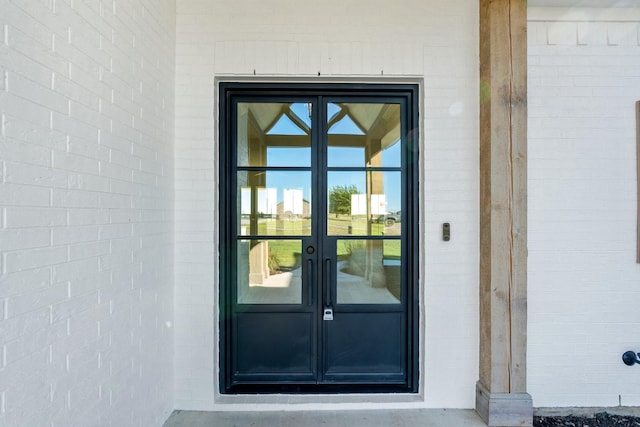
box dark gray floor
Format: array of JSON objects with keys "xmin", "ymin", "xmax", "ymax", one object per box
[{"xmin": 162, "ymin": 408, "xmax": 487, "ymax": 427}]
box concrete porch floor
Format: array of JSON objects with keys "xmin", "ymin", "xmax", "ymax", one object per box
[{"xmin": 162, "ymin": 409, "xmax": 487, "ymax": 427}]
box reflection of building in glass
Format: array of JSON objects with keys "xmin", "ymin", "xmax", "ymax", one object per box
[
  {"xmin": 257, "ymin": 188, "xmax": 277, "ymax": 215},
  {"xmin": 277, "ymin": 198, "xmax": 310, "ymax": 220},
  {"xmin": 351, "ymin": 194, "xmax": 386, "ymax": 216},
  {"xmin": 351, "ymin": 194, "xmax": 366, "ymax": 215},
  {"xmin": 283, "ymin": 188, "xmax": 304, "ymax": 215},
  {"xmin": 241, "ymin": 187, "xmax": 278, "ymax": 216},
  {"xmin": 241, "ymin": 187, "xmax": 252, "ymax": 215},
  {"xmin": 370, "ymin": 194, "xmax": 387, "ymax": 215}
]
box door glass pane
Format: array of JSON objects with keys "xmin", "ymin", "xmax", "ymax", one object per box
[
  {"xmin": 327, "ymin": 171, "xmax": 401, "ymax": 236},
  {"xmin": 238, "ymin": 102, "xmax": 312, "ymax": 167},
  {"xmin": 336, "ymin": 239, "xmax": 401, "ymax": 304},
  {"xmin": 237, "ymin": 239, "xmax": 303, "ymax": 304},
  {"xmin": 238, "ymin": 171, "xmax": 312, "ymax": 236},
  {"xmin": 327, "ymin": 103, "xmax": 401, "ymax": 167}
]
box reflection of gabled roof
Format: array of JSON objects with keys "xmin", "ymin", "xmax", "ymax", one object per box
[
  {"xmin": 328, "ymin": 103, "xmax": 383, "ymax": 134},
  {"xmin": 248, "ymin": 104, "xmax": 310, "ymax": 135},
  {"xmin": 246, "ymin": 102, "xmax": 400, "ymax": 151}
]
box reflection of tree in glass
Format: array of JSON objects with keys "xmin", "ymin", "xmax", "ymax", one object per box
[
  {"xmin": 329, "ymin": 185, "xmax": 359, "ymax": 216},
  {"xmin": 267, "ymin": 240, "xmax": 301, "ymax": 273},
  {"xmin": 267, "ymin": 249, "xmax": 281, "ymax": 274}
]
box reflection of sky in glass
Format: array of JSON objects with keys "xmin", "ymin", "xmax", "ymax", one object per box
[
  {"xmin": 327, "ymin": 141, "xmax": 401, "ymax": 167},
  {"xmin": 290, "ymin": 103, "xmax": 312, "ymax": 127},
  {"xmin": 329, "ymin": 115, "xmax": 365, "ymax": 135},
  {"xmin": 328, "ymin": 102, "xmax": 340, "ymax": 119},
  {"xmin": 381, "ymin": 140, "xmax": 401, "ymax": 167},
  {"xmin": 327, "ymin": 147, "xmax": 364, "ymax": 167},
  {"xmin": 268, "ymin": 114, "xmax": 306, "ymax": 135},
  {"xmin": 266, "ymin": 103, "xmax": 312, "ymax": 166},
  {"xmin": 267, "ymin": 147, "xmax": 310, "ymax": 166}
]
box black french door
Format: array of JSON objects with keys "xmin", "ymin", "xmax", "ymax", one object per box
[{"xmin": 219, "ymin": 83, "xmax": 419, "ymax": 393}]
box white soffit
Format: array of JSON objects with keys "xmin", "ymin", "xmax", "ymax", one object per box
[{"xmin": 529, "ymin": 0, "xmax": 639, "ymax": 7}]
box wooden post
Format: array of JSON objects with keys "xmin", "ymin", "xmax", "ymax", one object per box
[
  {"xmin": 477, "ymin": 0, "xmax": 533, "ymax": 426},
  {"xmin": 636, "ymin": 101, "xmax": 640, "ymax": 263}
]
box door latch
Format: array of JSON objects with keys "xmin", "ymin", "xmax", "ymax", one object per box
[{"xmin": 323, "ymin": 307, "xmax": 333, "ymax": 321}]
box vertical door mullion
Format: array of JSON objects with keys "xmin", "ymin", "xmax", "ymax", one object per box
[{"xmin": 315, "ymin": 95, "xmax": 326, "ymax": 382}]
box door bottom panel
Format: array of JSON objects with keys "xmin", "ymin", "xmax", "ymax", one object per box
[
  {"xmin": 323, "ymin": 312, "xmax": 405, "ymax": 379},
  {"xmin": 233, "ymin": 312, "xmax": 316, "ymax": 379}
]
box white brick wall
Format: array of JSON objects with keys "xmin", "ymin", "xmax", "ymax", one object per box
[
  {"xmin": 175, "ymin": 0, "xmax": 480, "ymax": 410},
  {"xmin": 0, "ymin": 1, "xmax": 175, "ymax": 426},
  {"xmin": 9, "ymin": 0, "xmax": 638, "ymax": 418},
  {"xmin": 528, "ymin": 7, "xmax": 640, "ymax": 408}
]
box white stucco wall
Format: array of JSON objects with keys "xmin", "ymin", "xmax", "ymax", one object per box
[
  {"xmin": 174, "ymin": 0, "xmax": 480, "ymax": 410},
  {"xmin": 528, "ymin": 7, "xmax": 640, "ymax": 408},
  {"xmin": 0, "ymin": 1, "xmax": 176, "ymax": 426}
]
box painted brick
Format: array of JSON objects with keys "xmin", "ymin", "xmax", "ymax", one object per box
[
  {"xmin": 0, "ymin": 229, "xmax": 50, "ymax": 252},
  {"xmin": 0, "ymin": 0, "xmax": 175, "ymax": 425},
  {"xmin": 175, "ymin": 0, "xmax": 479, "ymax": 412},
  {"xmin": 67, "ymin": 208, "xmax": 110, "ymax": 226},
  {"xmin": 528, "ymin": 6, "xmax": 640, "ymax": 408},
  {"xmin": 607, "ymin": 23, "xmax": 638, "ymax": 45},
  {"xmin": 4, "ymin": 246, "xmax": 68, "ymax": 273},
  {"xmin": 4, "ymin": 160, "xmax": 69, "ymax": 189},
  {"xmin": 577, "ymin": 22, "xmax": 608, "ymax": 46},
  {"xmin": 67, "ymin": 172, "xmax": 110, "ymax": 193},
  {"xmin": 5, "ymin": 282, "xmax": 68, "ymax": 319},
  {"xmin": 1, "ymin": 307, "xmax": 51, "ymax": 343},
  {"xmin": 4, "ymin": 207, "xmax": 67, "ymax": 228},
  {"xmin": 0, "ymin": 267, "xmax": 51, "ymax": 299},
  {"xmin": 547, "ymin": 22, "xmax": 578, "ymax": 45},
  {"xmin": 4, "ymin": 0, "xmax": 637, "ymax": 421},
  {"xmin": 68, "ymin": 240, "xmax": 111, "ymax": 261},
  {"xmin": 0, "ymin": 139, "xmax": 52, "ymax": 168}
]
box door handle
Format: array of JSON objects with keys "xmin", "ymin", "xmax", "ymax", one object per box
[
  {"xmin": 324, "ymin": 258, "xmax": 332, "ymax": 307},
  {"xmin": 307, "ymin": 259, "xmax": 313, "ymax": 306},
  {"xmin": 324, "ymin": 258, "xmax": 333, "ymax": 321}
]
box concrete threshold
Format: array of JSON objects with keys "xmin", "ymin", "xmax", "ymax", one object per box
[{"xmin": 163, "ymin": 408, "xmax": 487, "ymax": 427}]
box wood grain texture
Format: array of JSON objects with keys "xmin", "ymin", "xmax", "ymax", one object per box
[{"xmin": 478, "ymin": 0, "xmax": 528, "ymax": 397}]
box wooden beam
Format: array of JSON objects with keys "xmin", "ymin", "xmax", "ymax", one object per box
[
  {"xmin": 284, "ymin": 107, "xmax": 311, "ymax": 135},
  {"xmin": 637, "ymin": 101, "xmax": 640, "ymax": 263},
  {"xmin": 264, "ymin": 134, "xmax": 366, "ymax": 147},
  {"xmin": 328, "ymin": 107, "xmax": 348, "ymax": 131},
  {"xmin": 248, "ymin": 109, "xmax": 266, "ymax": 139},
  {"xmin": 368, "ymin": 104, "xmax": 398, "ymax": 141},
  {"xmin": 339, "ymin": 104, "xmax": 369, "ymax": 135},
  {"xmin": 477, "ymin": 0, "xmax": 532, "ymax": 426}
]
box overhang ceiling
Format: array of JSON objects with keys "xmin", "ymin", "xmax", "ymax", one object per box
[{"xmin": 529, "ymin": 0, "xmax": 639, "ymax": 7}]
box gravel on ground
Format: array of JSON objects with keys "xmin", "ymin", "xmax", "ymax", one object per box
[{"xmin": 535, "ymin": 412, "xmax": 640, "ymax": 426}]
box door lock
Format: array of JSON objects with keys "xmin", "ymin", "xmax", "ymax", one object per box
[{"xmin": 323, "ymin": 307, "xmax": 334, "ymax": 321}]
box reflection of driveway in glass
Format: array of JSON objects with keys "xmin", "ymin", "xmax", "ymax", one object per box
[
  {"xmin": 243, "ymin": 264, "xmax": 399, "ymax": 305},
  {"xmin": 251, "ymin": 267, "xmax": 301, "ymax": 288},
  {"xmin": 336, "ymin": 261, "xmax": 399, "ymax": 304},
  {"xmin": 244, "ymin": 268, "xmax": 301, "ymax": 304}
]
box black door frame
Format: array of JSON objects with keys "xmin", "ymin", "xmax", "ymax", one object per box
[{"xmin": 219, "ymin": 82, "xmax": 420, "ymax": 394}]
